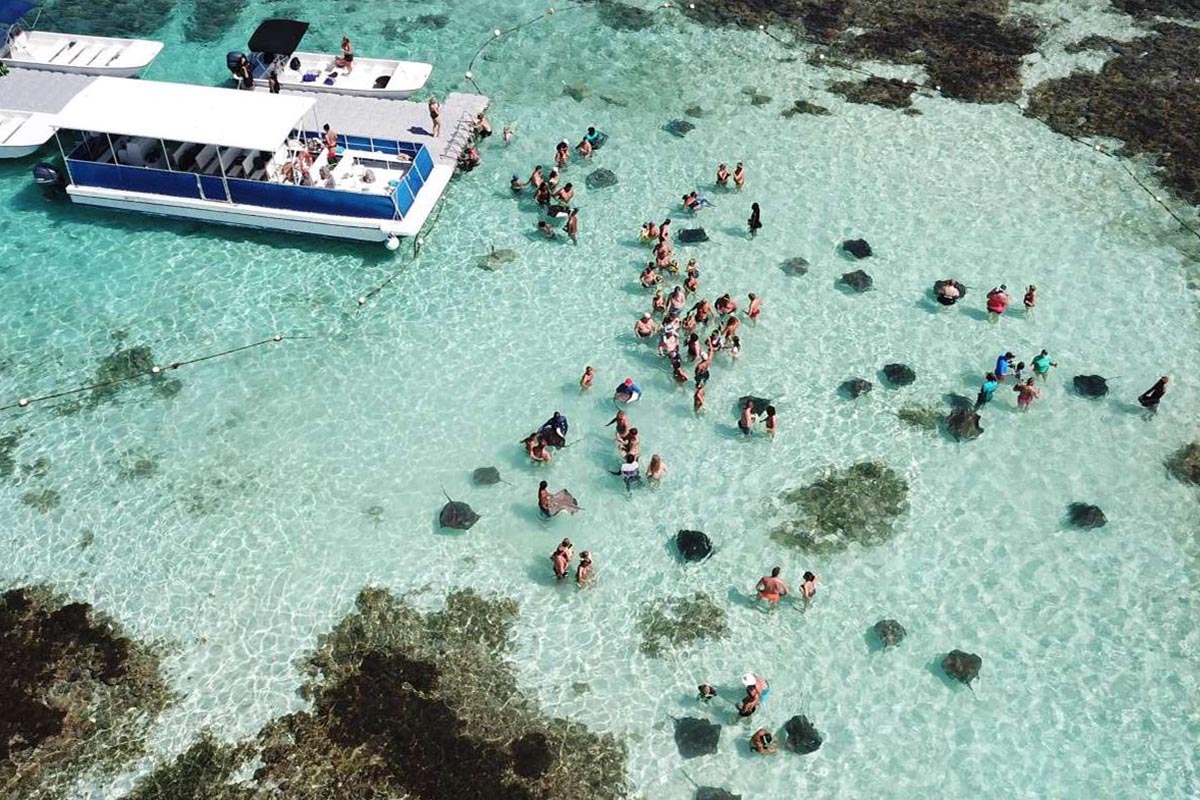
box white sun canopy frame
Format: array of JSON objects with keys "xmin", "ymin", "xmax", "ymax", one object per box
[{"xmin": 51, "ymin": 77, "xmax": 318, "ymax": 152}]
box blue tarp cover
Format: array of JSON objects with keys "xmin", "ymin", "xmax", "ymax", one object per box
[{"xmin": 0, "ymin": 0, "xmax": 34, "ymax": 26}]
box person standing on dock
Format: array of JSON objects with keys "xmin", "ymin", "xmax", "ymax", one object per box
[{"xmin": 428, "ymin": 96, "xmax": 441, "ymax": 137}]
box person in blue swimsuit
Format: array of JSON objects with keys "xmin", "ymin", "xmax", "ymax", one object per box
[{"xmin": 994, "ymin": 351, "xmax": 1014, "ymax": 382}]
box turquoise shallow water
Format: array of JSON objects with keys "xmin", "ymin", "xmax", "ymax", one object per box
[{"xmin": 1, "ymin": 1, "xmax": 1199, "ymax": 797}]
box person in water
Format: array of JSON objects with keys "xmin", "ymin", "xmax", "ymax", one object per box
[
  {"xmin": 612, "ymin": 453, "xmax": 641, "ymax": 491},
  {"xmin": 565, "ymin": 208, "xmax": 579, "ymax": 244},
  {"xmin": 580, "ymin": 365, "xmax": 594, "ymax": 391},
  {"xmin": 1031, "ymin": 349, "xmax": 1058, "ymax": 381},
  {"xmin": 1138, "ymin": 376, "xmax": 1169, "ymax": 414},
  {"xmin": 647, "ymin": 454, "xmax": 667, "ymax": 484},
  {"xmin": 1014, "ymin": 378, "xmax": 1040, "ymax": 412},
  {"xmin": 763, "ymin": 405, "xmax": 777, "ymax": 436},
  {"xmin": 936, "ymin": 280, "xmax": 961, "ymax": 306},
  {"xmin": 750, "ymin": 728, "xmax": 778, "ymax": 755},
  {"xmin": 525, "ymin": 434, "xmax": 553, "ymax": 463},
  {"xmin": 995, "ymin": 351, "xmax": 1015, "ymax": 382},
  {"xmin": 693, "ymin": 383, "xmax": 705, "ymax": 414},
  {"xmin": 739, "ymin": 399, "xmax": 757, "ymax": 436},
  {"xmin": 737, "ymin": 672, "xmax": 768, "ymax": 718},
  {"xmin": 551, "ymin": 539, "xmax": 573, "ymax": 581},
  {"xmin": 640, "ymin": 221, "xmax": 659, "ymax": 242},
  {"xmin": 733, "ymin": 162, "xmax": 746, "ymax": 189},
  {"xmin": 1023, "ymin": 284, "xmax": 1037, "ymax": 313},
  {"xmin": 620, "ymin": 427, "xmax": 640, "ymax": 459},
  {"xmin": 606, "ymin": 409, "xmax": 630, "ymax": 440},
  {"xmin": 716, "ymin": 163, "xmax": 730, "ymax": 187},
  {"xmin": 698, "ymin": 684, "xmax": 718, "ymax": 702},
  {"xmin": 747, "ymin": 202, "xmax": 762, "ymax": 238},
  {"xmin": 539, "ymin": 412, "xmax": 568, "ymax": 446},
  {"xmin": 986, "ymin": 285, "xmax": 1010, "ymax": 321},
  {"xmin": 694, "ymin": 352, "xmax": 712, "ymax": 389},
  {"xmin": 799, "ymin": 571, "xmax": 819, "ymax": 609},
  {"xmin": 537, "ymin": 220, "xmax": 557, "ymax": 239},
  {"xmin": 576, "ymin": 551, "xmax": 593, "ymax": 585},
  {"xmin": 975, "ymin": 372, "xmax": 999, "ymax": 409},
  {"xmin": 756, "ymin": 566, "xmax": 790, "ymax": 605},
  {"xmin": 576, "ymin": 135, "xmax": 593, "ymax": 159},
  {"xmin": 538, "ymin": 480, "xmax": 552, "ymax": 518},
  {"xmin": 747, "ymin": 293, "xmax": 762, "ymax": 323},
  {"xmin": 510, "ymin": 174, "xmax": 527, "ymax": 194},
  {"xmin": 555, "ymin": 139, "xmax": 570, "ymax": 168},
  {"xmin": 614, "ymin": 377, "xmax": 642, "ymax": 403}
]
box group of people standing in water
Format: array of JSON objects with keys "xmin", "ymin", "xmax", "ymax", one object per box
[{"xmin": 509, "ymin": 127, "xmax": 608, "ymax": 244}]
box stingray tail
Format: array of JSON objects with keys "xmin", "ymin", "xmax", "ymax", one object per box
[{"xmin": 441, "ymin": 486, "xmax": 455, "ymax": 504}]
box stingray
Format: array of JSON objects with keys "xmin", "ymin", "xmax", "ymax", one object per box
[
  {"xmin": 478, "ymin": 246, "xmax": 516, "ymax": 271},
  {"xmin": 439, "ymin": 490, "xmax": 479, "ymax": 530},
  {"xmin": 471, "ymin": 466, "xmax": 503, "ymax": 485},
  {"xmin": 544, "ymin": 489, "xmax": 580, "ymax": 517}
]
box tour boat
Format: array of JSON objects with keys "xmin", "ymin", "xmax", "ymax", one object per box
[
  {"xmin": 228, "ymin": 19, "xmax": 432, "ymax": 100},
  {"xmin": 0, "ymin": 108, "xmax": 53, "ymax": 157},
  {"xmin": 37, "ymin": 78, "xmax": 447, "ymax": 246},
  {"xmin": 0, "ymin": 1, "xmax": 163, "ymax": 77}
]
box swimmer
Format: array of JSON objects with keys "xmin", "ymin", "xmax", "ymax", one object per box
[
  {"xmin": 584, "ymin": 126, "xmax": 603, "ymax": 147},
  {"xmin": 510, "ymin": 174, "xmax": 526, "ymax": 193},
  {"xmin": 1031, "ymin": 349, "xmax": 1058, "ymax": 381},
  {"xmin": 716, "ymin": 163, "xmax": 730, "ymax": 187},
  {"xmin": 715, "ymin": 293, "xmax": 737, "ymax": 315},
  {"xmin": 747, "ymin": 293, "xmax": 762, "ymax": 323},
  {"xmin": 565, "ymin": 208, "xmax": 579, "ymax": 245},
  {"xmin": 1013, "ymin": 361, "xmax": 1027, "ymax": 383},
  {"xmin": 659, "ymin": 218, "xmax": 672, "ymax": 242},
  {"xmin": 534, "ymin": 182, "xmax": 552, "ymax": 207},
  {"xmin": 750, "ymin": 728, "xmax": 778, "ymax": 755},
  {"xmin": 694, "ymin": 353, "xmax": 712, "ymax": 388},
  {"xmin": 722, "ymin": 315, "xmax": 741, "ymax": 340},
  {"xmin": 1014, "ymin": 377, "xmax": 1040, "ymax": 411},
  {"xmin": 551, "ymin": 538, "xmax": 574, "ymax": 581},
  {"xmin": 693, "ymin": 384, "xmax": 706, "ymax": 414},
  {"xmin": 538, "ymin": 480, "xmax": 552, "ymax": 518},
  {"xmin": 652, "ymin": 289, "xmax": 667, "ymax": 314},
  {"xmin": 503, "ymin": 125, "xmax": 514, "ymax": 144},
  {"xmin": 658, "ymin": 330, "xmax": 679, "ymax": 359},
  {"xmin": 986, "ymin": 284, "xmax": 1010, "ymax": 321},
  {"xmin": 576, "ymin": 136, "xmax": 593, "ymax": 158},
  {"xmin": 739, "ymin": 398, "xmax": 756, "ymax": 436},
  {"xmin": 537, "ymin": 220, "xmax": 557, "ymax": 239},
  {"xmin": 764, "ymin": 404, "xmax": 777, "ymax": 435},
  {"xmin": 733, "ymin": 162, "xmax": 746, "ymax": 189},
  {"xmin": 611, "ymin": 453, "xmax": 642, "ymax": 491},
  {"xmin": 634, "ymin": 312, "xmax": 658, "ymax": 338},
  {"xmin": 975, "ymin": 372, "xmax": 999, "ymax": 409},
  {"xmin": 620, "ymin": 427, "xmax": 640, "ymax": 459},
  {"xmin": 555, "ymin": 138, "xmax": 569, "ymax": 168},
  {"xmin": 684, "ymin": 265, "xmax": 700, "ymax": 296},
  {"xmin": 580, "ymin": 365, "xmax": 594, "ymax": 391},
  {"xmin": 614, "ymin": 377, "xmax": 642, "ymax": 403},
  {"xmin": 729, "ymin": 335, "xmax": 741, "ymax": 358},
  {"xmin": 682, "ymin": 311, "xmax": 698, "ymax": 333},
  {"xmin": 647, "ymin": 454, "xmax": 667, "ymax": 483},
  {"xmin": 706, "ymin": 329, "xmax": 724, "ymax": 353},
  {"xmin": 995, "ymin": 351, "xmax": 1014, "ymax": 383},
  {"xmin": 576, "ymin": 551, "xmax": 593, "ymax": 585},
  {"xmin": 664, "ymin": 259, "xmax": 681, "ymax": 276},
  {"xmin": 668, "ymin": 286, "xmax": 687, "ymax": 315},
  {"xmin": 687, "ymin": 333, "xmax": 702, "ymax": 361},
  {"xmin": 640, "ymin": 221, "xmax": 660, "ymax": 242},
  {"xmin": 747, "ymin": 202, "xmax": 762, "ymax": 237},
  {"xmin": 755, "ymin": 566, "xmax": 790, "ymax": 605},
  {"xmin": 737, "ymin": 672, "xmax": 768, "ymax": 718},
  {"xmin": 800, "ymin": 571, "xmax": 819, "ymax": 608},
  {"xmin": 605, "ymin": 409, "xmax": 630, "ymax": 440},
  {"xmin": 935, "ymin": 279, "xmax": 961, "ymax": 306},
  {"xmin": 1138, "ymin": 376, "xmax": 1169, "ymax": 414},
  {"xmin": 547, "ymin": 168, "xmax": 560, "ymax": 189},
  {"xmin": 554, "ymin": 182, "xmax": 575, "ymax": 204},
  {"xmin": 1023, "ymin": 284, "xmax": 1037, "ymax": 313},
  {"xmin": 640, "ymin": 264, "xmax": 661, "ymax": 288},
  {"xmin": 527, "ymin": 435, "xmax": 553, "ymax": 463},
  {"xmin": 671, "ymin": 360, "xmax": 689, "ymax": 384},
  {"xmin": 682, "ymin": 191, "xmax": 714, "ymax": 211},
  {"xmin": 529, "ymin": 165, "xmax": 544, "ymax": 189},
  {"xmin": 693, "ymin": 298, "xmax": 712, "ymax": 326},
  {"xmin": 698, "ymin": 684, "xmax": 718, "ymax": 702}
]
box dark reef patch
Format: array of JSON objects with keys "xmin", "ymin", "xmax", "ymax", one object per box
[
  {"xmin": 1165, "ymin": 441, "xmax": 1200, "ymax": 486},
  {"xmin": 782, "ymin": 99, "xmax": 832, "ymax": 118},
  {"xmin": 637, "ymin": 592, "xmax": 728, "ymax": 657},
  {"xmin": 1027, "ymin": 24, "xmax": 1200, "ymax": 205},
  {"xmin": 596, "ymin": 0, "xmax": 656, "ymax": 31},
  {"xmin": 36, "ymin": 0, "xmax": 174, "ymax": 37},
  {"xmin": 830, "ymin": 76, "xmax": 917, "ymax": 108},
  {"xmin": 1, "ymin": 586, "xmax": 171, "ymax": 799},
  {"xmin": 184, "ymin": 0, "xmax": 244, "ymax": 42},
  {"xmin": 121, "ymin": 588, "xmax": 627, "ymax": 800},
  {"xmin": 770, "ymin": 461, "xmax": 908, "ymax": 553}
]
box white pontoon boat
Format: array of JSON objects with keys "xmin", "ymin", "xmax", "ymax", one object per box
[
  {"xmin": 228, "ymin": 19, "xmax": 432, "ymax": 100},
  {"xmin": 0, "ymin": 1, "xmax": 163, "ymax": 77}
]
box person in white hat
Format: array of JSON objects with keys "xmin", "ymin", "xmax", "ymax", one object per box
[{"xmin": 737, "ymin": 672, "xmax": 768, "ymax": 718}]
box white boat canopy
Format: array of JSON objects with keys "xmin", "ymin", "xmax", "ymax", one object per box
[{"xmin": 51, "ymin": 77, "xmax": 317, "ymax": 151}]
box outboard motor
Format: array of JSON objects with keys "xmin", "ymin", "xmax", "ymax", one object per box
[
  {"xmin": 32, "ymin": 162, "xmax": 63, "ymax": 194},
  {"xmin": 226, "ymin": 51, "xmax": 246, "ymax": 76}
]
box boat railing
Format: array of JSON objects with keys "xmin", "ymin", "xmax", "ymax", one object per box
[
  {"xmin": 294, "ymin": 131, "xmax": 434, "ymax": 218},
  {"xmin": 61, "ymin": 130, "xmax": 413, "ymax": 220}
]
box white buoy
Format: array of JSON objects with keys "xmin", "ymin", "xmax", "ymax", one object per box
[
  {"xmin": 357, "ymin": 296, "xmax": 367, "ymax": 306},
  {"xmin": 151, "ymin": 365, "xmax": 162, "ymax": 374},
  {"xmin": 273, "ymin": 334, "xmax": 283, "ymax": 342},
  {"xmin": 465, "ymin": 70, "xmax": 473, "ymax": 80},
  {"xmin": 18, "ymin": 398, "xmax": 29, "ymax": 408},
  {"xmin": 417, "ymin": 236, "xmax": 426, "ymax": 247},
  {"xmin": 494, "ymin": 28, "xmax": 502, "ymax": 37},
  {"xmin": 386, "ymin": 235, "xmax": 401, "ymax": 251}
]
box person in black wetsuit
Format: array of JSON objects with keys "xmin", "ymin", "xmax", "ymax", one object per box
[
  {"xmin": 747, "ymin": 202, "xmax": 762, "ymax": 238},
  {"xmin": 1138, "ymin": 376, "xmax": 1168, "ymax": 414}
]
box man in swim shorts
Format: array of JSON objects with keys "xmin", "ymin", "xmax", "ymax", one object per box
[
  {"xmin": 750, "ymin": 728, "xmax": 778, "ymax": 755},
  {"xmin": 995, "ymin": 352, "xmax": 1014, "ymax": 382},
  {"xmin": 755, "ymin": 566, "xmax": 790, "ymax": 605},
  {"xmin": 739, "ymin": 399, "xmax": 756, "ymax": 436}
]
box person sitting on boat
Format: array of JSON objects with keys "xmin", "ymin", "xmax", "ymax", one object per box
[
  {"xmin": 319, "ymin": 166, "xmax": 336, "ymax": 189},
  {"xmin": 233, "ymin": 54, "xmax": 253, "ymax": 91},
  {"xmin": 474, "ymin": 113, "xmax": 492, "ymax": 139},
  {"xmin": 335, "ymin": 36, "xmax": 354, "ymax": 74},
  {"xmin": 267, "ymin": 69, "xmax": 281, "ymax": 94}
]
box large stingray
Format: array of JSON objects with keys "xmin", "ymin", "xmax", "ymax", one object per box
[
  {"xmin": 478, "ymin": 246, "xmax": 517, "ymax": 271},
  {"xmin": 439, "ymin": 490, "xmax": 479, "ymax": 530},
  {"xmin": 471, "ymin": 466, "xmax": 503, "ymax": 485}
]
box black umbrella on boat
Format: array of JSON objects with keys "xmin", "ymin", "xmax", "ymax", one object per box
[{"xmin": 248, "ymin": 18, "xmax": 310, "ymax": 58}]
